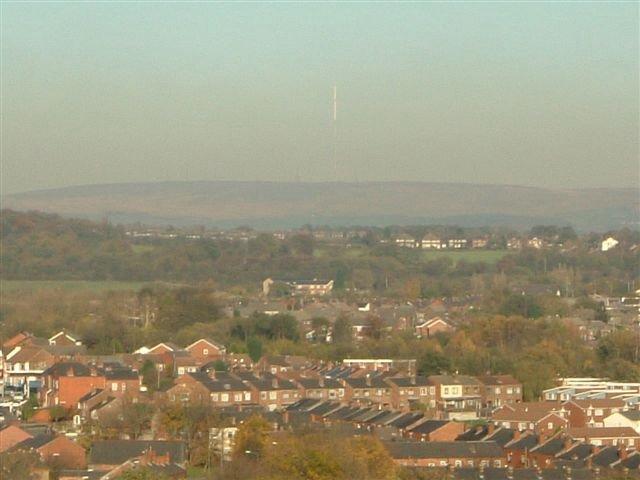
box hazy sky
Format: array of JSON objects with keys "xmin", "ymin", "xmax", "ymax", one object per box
[{"xmin": 1, "ymin": 2, "xmax": 638, "ymax": 194}]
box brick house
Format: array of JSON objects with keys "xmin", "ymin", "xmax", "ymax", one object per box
[
  {"xmin": 295, "ymin": 377, "xmax": 345, "ymax": 401},
  {"xmin": 477, "ymin": 375, "xmax": 523, "ymax": 408},
  {"xmin": 385, "ymin": 376, "xmax": 436, "ymax": 410},
  {"xmin": 427, "ymin": 375, "xmax": 482, "ymax": 418},
  {"xmin": 40, "ymin": 362, "xmax": 105, "ymax": 409},
  {"xmin": 404, "ymin": 420, "xmax": 465, "ymax": 442},
  {"xmin": 239, "ymin": 372, "xmax": 300, "ymax": 410},
  {"xmin": 342, "ymin": 375, "xmax": 392, "ymax": 406},
  {"xmin": 567, "ymin": 427, "xmax": 640, "ymax": 447},
  {"xmin": 491, "ymin": 402, "xmax": 567, "ymax": 435},
  {"xmin": 103, "ymin": 368, "xmax": 142, "ymax": 397},
  {"xmin": 166, "ymin": 372, "xmax": 254, "ymax": 407},
  {"xmin": 146, "ymin": 342, "xmax": 181, "ymax": 355},
  {"xmin": 415, "ymin": 317, "xmax": 453, "ymax": 338},
  {"xmin": 185, "ymin": 338, "xmax": 226, "ymax": 362},
  {"xmin": 384, "ymin": 441, "xmax": 505, "ymax": 468},
  {"xmin": 14, "ymin": 434, "xmax": 87, "ymax": 469},
  {"xmin": 503, "ymin": 431, "xmax": 539, "ymax": 467},
  {"xmin": 563, "ymin": 399, "xmax": 627, "ymax": 428},
  {"xmin": 48, "ymin": 331, "xmax": 82, "ymax": 347},
  {"xmin": 4, "ymin": 344, "xmax": 55, "ymax": 390}
]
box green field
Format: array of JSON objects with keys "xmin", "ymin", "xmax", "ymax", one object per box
[
  {"xmin": 0, "ymin": 280, "xmax": 151, "ymax": 293},
  {"xmin": 420, "ymin": 249, "xmax": 509, "ymax": 264},
  {"xmin": 131, "ymin": 244, "xmax": 156, "ymax": 254}
]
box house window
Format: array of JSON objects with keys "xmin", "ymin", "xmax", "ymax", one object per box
[
  {"xmin": 455, "ymin": 460, "xmax": 462, "ymax": 467},
  {"xmin": 111, "ymin": 383, "xmax": 118, "ymax": 392},
  {"xmin": 212, "ymin": 393, "xmax": 219, "ymax": 401},
  {"xmin": 203, "ymin": 349, "xmax": 209, "ymax": 355},
  {"xmin": 547, "ymin": 422, "xmax": 553, "ymax": 430},
  {"xmin": 439, "ymin": 461, "xmax": 447, "ymax": 466},
  {"xmin": 261, "ymin": 392, "xmax": 267, "ymax": 400},
  {"xmin": 221, "ymin": 393, "xmax": 229, "ymax": 402},
  {"xmin": 244, "ymin": 392, "xmax": 251, "ymax": 401},
  {"xmin": 444, "ymin": 387, "xmax": 449, "ymax": 394},
  {"xmin": 234, "ymin": 393, "xmax": 242, "ymax": 402},
  {"xmin": 495, "ymin": 387, "xmax": 501, "ymax": 394},
  {"xmin": 269, "ymin": 391, "xmax": 277, "ymax": 400},
  {"xmin": 507, "ymin": 387, "xmax": 513, "ymax": 394},
  {"xmin": 494, "ymin": 460, "xmax": 502, "ymax": 467},
  {"xmin": 420, "ymin": 388, "xmax": 427, "ymax": 395}
]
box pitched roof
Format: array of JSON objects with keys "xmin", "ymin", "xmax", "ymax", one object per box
[
  {"xmin": 89, "ymin": 440, "xmax": 186, "ymax": 465},
  {"xmin": 557, "ymin": 443, "xmax": 594, "ymax": 461},
  {"xmin": 620, "ymin": 410, "xmax": 640, "ymax": 421},
  {"xmin": 389, "ymin": 412, "xmax": 423, "ymax": 429},
  {"xmin": 184, "ymin": 372, "xmax": 250, "ymax": 392},
  {"xmin": 591, "ymin": 446, "xmax": 620, "ymax": 467},
  {"xmin": 484, "ymin": 427, "xmax": 515, "ymax": 447},
  {"xmin": 565, "ymin": 398, "xmax": 626, "ymax": 409},
  {"xmin": 185, "ymin": 338, "xmax": 226, "ymax": 351},
  {"xmin": 530, "ymin": 436, "xmax": 567, "ymax": 456},
  {"xmin": 504, "ymin": 432, "xmax": 539, "ymax": 451},
  {"xmin": 384, "ymin": 441, "xmax": 504, "ymax": 459},
  {"xmin": 492, "ymin": 402, "xmax": 563, "ymax": 422},
  {"xmin": 428, "ymin": 375, "xmax": 481, "ymax": 386},
  {"xmin": 13, "ymin": 433, "xmax": 57, "ymax": 450},
  {"xmin": 43, "ymin": 362, "xmax": 92, "ymax": 377},
  {"xmin": 567, "ymin": 427, "xmax": 640, "ymax": 439},
  {"xmin": 456, "ymin": 426, "xmax": 489, "ymax": 442},
  {"xmin": 343, "ymin": 376, "xmax": 390, "ymax": 389},
  {"xmin": 408, "ymin": 420, "xmax": 451, "ymax": 435},
  {"xmin": 385, "ymin": 376, "xmax": 431, "ymax": 387},
  {"xmin": 477, "ymin": 375, "xmax": 520, "ymax": 386}
]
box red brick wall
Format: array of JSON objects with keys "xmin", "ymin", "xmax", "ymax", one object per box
[
  {"xmin": 58, "ymin": 376, "xmax": 106, "ymax": 408},
  {"xmin": 187, "ymin": 341, "xmax": 223, "ymax": 360}
]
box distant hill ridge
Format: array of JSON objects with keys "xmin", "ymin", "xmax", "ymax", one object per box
[{"xmin": 3, "ymin": 181, "xmax": 637, "ymax": 231}]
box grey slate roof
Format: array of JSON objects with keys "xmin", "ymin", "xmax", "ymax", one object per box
[
  {"xmin": 505, "ymin": 432, "xmax": 539, "ymax": 451},
  {"xmin": 384, "ymin": 440, "xmax": 504, "ymax": 459},
  {"xmin": 89, "ymin": 440, "xmax": 187, "ymax": 465},
  {"xmin": 591, "ymin": 446, "xmax": 620, "ymax": 467},
  {"xmin": 389, "ymin": 412, "xmax": 423, "ymax": 429},
  {"xmin": 386, "ymin": 376, "xmax": 431, "ymax": 387},
  {"xmin": 43, "ymin": 362, "xmax": 91, "ymax": 377},
  {"xmin": 407, "ymin": 420, "xmax": 450, "ymax": 435},
  {"xmin": 484, "ymin": 427, "xmax": 515, "ymax": 447},
  {"xmin": 531, "ymin": 436, "xmax": 568, "ymax": 456},
  {"xmin": 457, "ymin": 426, "xmax": 489, "ymax": 441}
]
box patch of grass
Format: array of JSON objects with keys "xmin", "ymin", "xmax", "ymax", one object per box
[
  {"xmin": 0, "ymin": 280, "xmax": 151, "ymax": 293},
  {"xmin": 131, "ymin": 244, "xmax": 156, "ymax": 254},
  {"xmin": 420, "ymin": 249, "xmax": 509, "ymax": 264}
]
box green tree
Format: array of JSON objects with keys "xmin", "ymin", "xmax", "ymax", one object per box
[{"xmin": 247, "ymin": 337, "xmax": 263, "ymax": 363}]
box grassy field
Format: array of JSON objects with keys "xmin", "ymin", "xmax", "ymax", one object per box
[
  {"xmin": 131, "ymin": 244, "xmax": 156, "ymax": 254},
  {"xmin": 0, "ymin": 280, "xmax": 151, "ymax": 293},
  {"xmin": 420, "ymin": 249, "xmax": 509, "ymax": 264}
]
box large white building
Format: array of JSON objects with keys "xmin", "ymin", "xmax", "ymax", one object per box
[{"xmin": 601, "ymin": 237, "xmax": 619, "ymax": 252}]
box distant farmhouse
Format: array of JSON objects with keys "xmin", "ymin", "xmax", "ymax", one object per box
[
  {"xmin": 601, "ymin": 236, "xmax": 619, "ymax": 252},
  {"xmin": 263, "ymin": 278, "xmax": 334, "ymax": 296}
]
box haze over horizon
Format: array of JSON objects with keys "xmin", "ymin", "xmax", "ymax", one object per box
[{"xmin": 2, "ymin": 3, "xmax": 638, "ymax": 195}]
